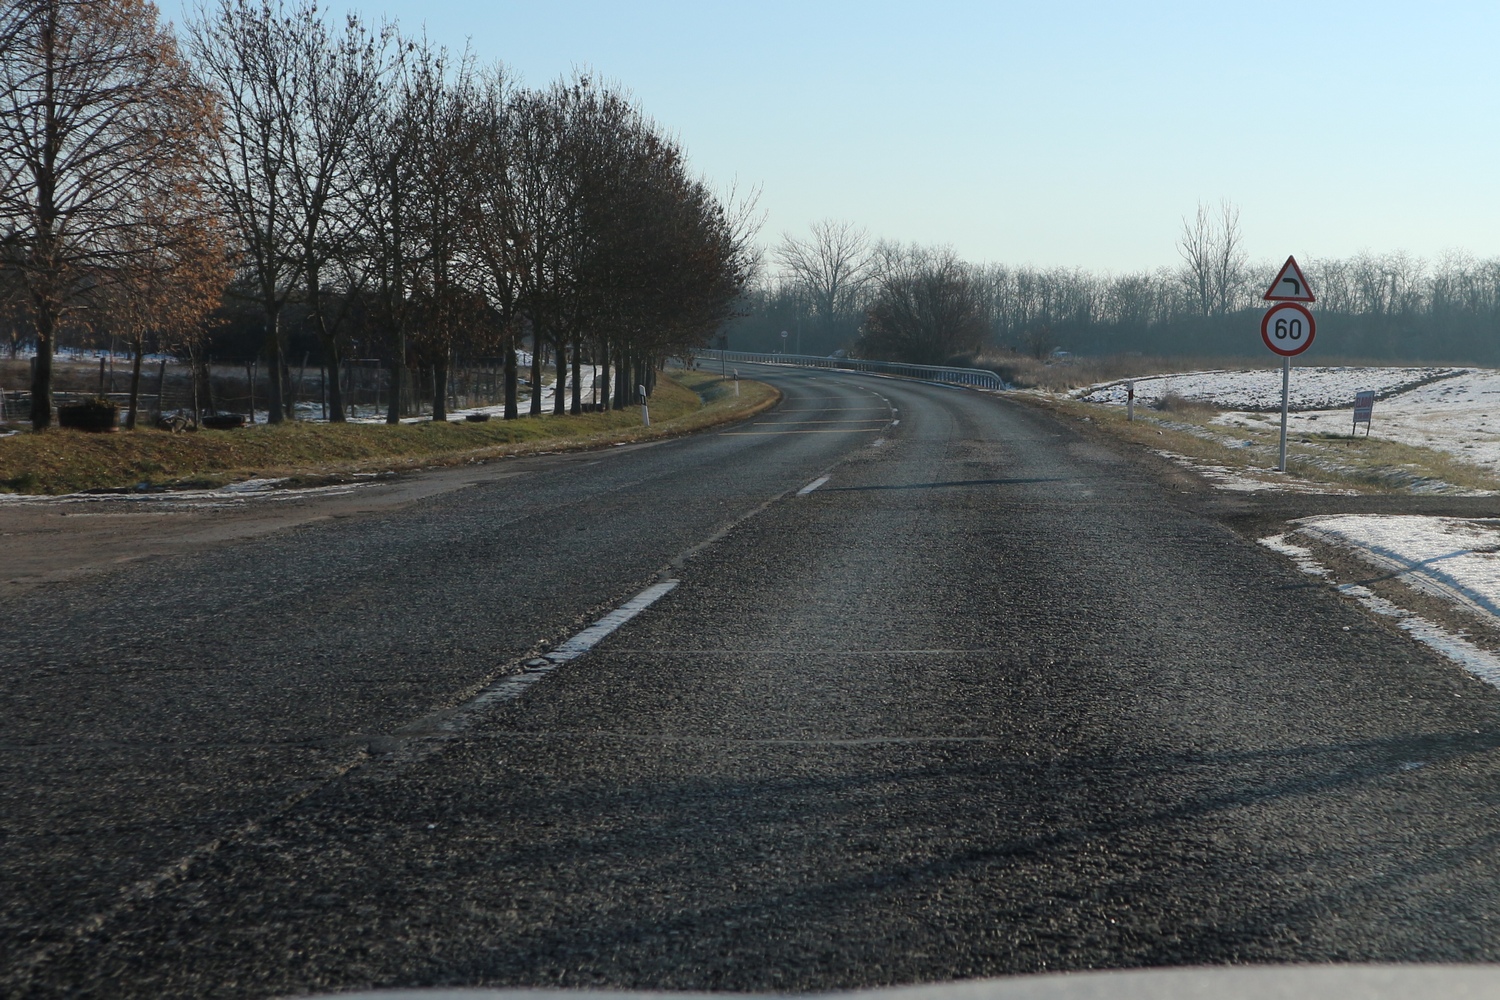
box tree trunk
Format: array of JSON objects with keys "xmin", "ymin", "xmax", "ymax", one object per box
[
  {"xmin": 126, "ymin": 341, "xmax": 144, "ymax": 430},
  {"xmin": 504, "ymin": 337, "xmax": 518, "ymax": 420},
  {"xmin": 324, "ymin": 342, "xmax": 345, "ymax": 422},
  {"xmin": 386, "ymin": 357, "xmax": 402, "ymax": 423},
  {"xmin": 266, "ymin": 311, "xmax": 287, "ymax": 423},
  {"xmin": 307, "ymin": 262, "xmax": 346, "ymax": 422},
  {"xmin": 29, "ymin": 304, "xmax": 54, "ymax": 430},
  {"xmin": 613, "ymin": 346, "xmax": 629, "ymax": 409},
  {"xmin": 552, "ymin": 335, "xmax": 567, "ymax": 416},
  {"xmin": 433, "ymin": 355, "xmax": 449, "ymax": 421},
  {"xmin": 598, "ymin": 337, "xmax": 611, "ymax": 410},
  {"xmin": 570, "ymin": 333, "xmax": 582, "ymax": 415},
  {"xmin": 528, "ymin": 329, "xmax": 543, "ymax": 416},
  {"xmin": 386, "ymin": 323, "xmax": 406, "ymax": 424}
]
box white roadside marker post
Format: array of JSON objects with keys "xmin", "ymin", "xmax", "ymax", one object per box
[
  {"xmin": 1279, "ymin": 355, "xmax": 1291, "ymax": 472},
  {"xmin": 1261, "ymin": 256, "xmax": 1317, "ymax": 473},
  {"xmin": 639, "ymin": 384, "xmax": 649, "ymax": 427}
]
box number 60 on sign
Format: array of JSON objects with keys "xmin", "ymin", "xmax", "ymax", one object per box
[{"xmin": 1260, "ymin": 301, "xmax": 1316, "ymax": 357}]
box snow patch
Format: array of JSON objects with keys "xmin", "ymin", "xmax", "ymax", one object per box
[
  {"xmin": 1260, "ymin": 530, "xmax": 1500, "ymax": 688},
  {"xmin": 1155, "ymin": 451, "xmax": 1355, "ymax": 494},
  {"xmin": 1296, "ymin": 515, "xmax": 1500, "ymax": 621}
]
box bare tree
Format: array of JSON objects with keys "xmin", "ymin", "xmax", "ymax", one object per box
[
  {"xmin": 406, "ymin": 50, "xmax": 490, "ymax": 422},
  {"xmin": 0, "ymin": 0, "xmax": 217, "ymax": 428},
  {"xmin": 351, "ymin": 36, "xmax": 454, "ymax": 423},
  {"xmin": 103, "ymin": 175, "xmax": 231, "ymax": 428},
  {"xmin": 1177, "ymin": 199, "xmax": 1247, "ymax": 317},
  {"xmin": 281, "ymin": 5, "xmax": 391, "ymax": 423},
  {"xmin": 859, "ymin": 244, "xmax": 988, "ymax": 365},
  {"xmin": 188, "ymin": 0, "xmax": 391, "ymax": 424},
  {"xmin": 775, "ymin": 218, "xmax": 873, "ymax": 348},
  {"xmin": 186, "ymin": 0, "xmax": 298, "ymax": 422},
  {"xmin": 0, "ymin": 231, "xmax": 25, "ymax": 357},
  {"xmin": 469, "ymin": 69, "xmax": 525, "ymax": 418}
]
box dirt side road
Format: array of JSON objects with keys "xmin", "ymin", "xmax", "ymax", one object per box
[{"xmin": 0, "ymin": 447, "xmax": 641, "ymax": 594}]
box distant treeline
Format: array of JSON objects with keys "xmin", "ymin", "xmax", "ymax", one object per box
[{"xmin": 731, "ymin": 215, "xmax": 1500, "ymax": 366}]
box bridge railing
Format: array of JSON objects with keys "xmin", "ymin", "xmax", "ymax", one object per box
[{"xmin": 698, "ymin": 351, "xmax": 1006, "ymax": 390}]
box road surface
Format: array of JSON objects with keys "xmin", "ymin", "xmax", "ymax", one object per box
[{"xmin": 5, "ymin": 366, "xmax": 1500, "ymax": 998}]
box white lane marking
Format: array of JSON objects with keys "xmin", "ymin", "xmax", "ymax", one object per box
[
  {"xmin": 797, "ymin": 476, "xmax": 830, "ymax": 496},
  {"xmin": 549, "ymin": 582, "xmax": 680, "ymax": 662},
  {"xmin": 8, "ymin": 580, "xmax": 685, "ymax": 984},
  {"xmin": 452, "ymin": 581, "xmax": 681, "ymax": 719},
  {"xmin": 7, "ymin": 578, "xmax": 687, "ymax": 983}
]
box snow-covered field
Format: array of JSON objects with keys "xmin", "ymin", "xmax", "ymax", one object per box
[
  {"xmin": 1079, "ymin": 365, "xmax": 1500, "ymax": 476},
  {"xmin": 1076, "ymin": 365, "xmax": 1467, "ymax": 411},
  {"xmin": 1259, "ymin": 368, "xmax": 1500, "ymax": 476}
]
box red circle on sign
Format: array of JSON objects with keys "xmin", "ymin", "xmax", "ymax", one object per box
[{"xmin": 1261, "ymin": 302, "xmax": 1316, "ymax": 357}]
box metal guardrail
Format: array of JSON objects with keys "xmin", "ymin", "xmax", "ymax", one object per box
[{"xmin": 701, "ymin": 350, "xmax": 1006, "ymax": 390}]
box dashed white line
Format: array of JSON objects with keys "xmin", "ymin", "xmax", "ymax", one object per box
[
  {"xmin": 450, "ymin": 580, "xmax": 681, "ymax": 720},
  {"xmin": 797, "ymin": 476, "xmax": 831, "ymax": 496},
  {"xmin": 7, "ymin": 579, "xmax": 685, "ymax": 986}
]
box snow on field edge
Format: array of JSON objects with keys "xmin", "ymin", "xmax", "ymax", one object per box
[
  {"xmin": 1260, "ymin": 530, "xmax": 1500, "ymax": 688},
  {"xmin": 1076, "ymin": 366, "xmax": 1470, "ymax": 412}
]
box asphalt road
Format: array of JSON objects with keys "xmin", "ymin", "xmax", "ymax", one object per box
[{"xmin": 6, "ymin": 366, "xmax": 1500, "ymax": 998}]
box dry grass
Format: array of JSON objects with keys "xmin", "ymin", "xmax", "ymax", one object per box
[
  {"xmin": 0, "ymin": 369, "xmax": 778, "ymax": 494},
  {"xmin": 1151, "ymin": 392, "xmax": 1221, "ymax": 416},
  {"xmin": 980, "ymin": 353, "xmax": 1276, "ymax": 392}
]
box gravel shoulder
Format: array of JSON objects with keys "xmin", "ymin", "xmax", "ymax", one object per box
[{"xmin": 0, "ymin": 447, "xmax": 637, "ymax": 594}]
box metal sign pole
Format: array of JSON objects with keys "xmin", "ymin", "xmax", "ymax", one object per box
[
  {"xmin": 1278, "ymin": 354, "xmax": 1290, "ymax": 472},
  {"xmin": 1262, "ymin": 258, "xmax": 1316, "ymax": 471}
]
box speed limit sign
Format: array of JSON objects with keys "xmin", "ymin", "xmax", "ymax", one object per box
[{"xmin": 1261, "ymin": 302, "xmax": 1315, "ymax": 357}]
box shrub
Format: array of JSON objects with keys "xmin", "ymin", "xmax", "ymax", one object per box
[{"xmin": 57, "ymin": 397, "xmax": 120, "ymax": 432}]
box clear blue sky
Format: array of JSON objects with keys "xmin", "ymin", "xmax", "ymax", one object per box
[{"xmin": 159, "ymin": 0, "xmax": 1500, "ymax": 273}]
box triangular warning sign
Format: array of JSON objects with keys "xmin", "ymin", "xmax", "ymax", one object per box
[{"xmin": 1264, "ymin": 255, "xmax": 1315, "ymax": 302}]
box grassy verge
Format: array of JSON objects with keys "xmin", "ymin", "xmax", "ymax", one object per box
[
  {"xmin": 0, "ymin": 369, "xmax": 779, "ymax": 495},
  {"xmin": 1023, "ymin": 392, "xmax": 1500, "ymax": 494}
]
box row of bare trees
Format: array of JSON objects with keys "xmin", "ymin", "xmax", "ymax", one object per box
[
  {"xmin": 191, "ymin": 0, "xmax": 757, "ymax": 425},
  {"xmin": 0, "ymin": 0, "xmax": 758, "ymax": 430}
]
